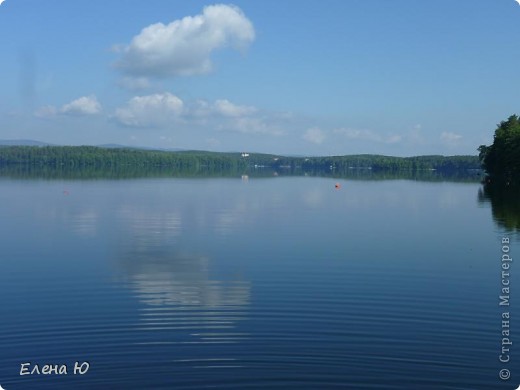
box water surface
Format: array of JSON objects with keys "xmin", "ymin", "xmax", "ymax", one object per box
[{"xmin": 0, "ymin": 175, "xmax": 518, "ymax": 389}]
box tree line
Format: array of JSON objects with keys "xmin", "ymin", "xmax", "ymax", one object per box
[
  {"xmin": 479, "ymin": 114, "xmax": 520, "ymax": 185},
  {"xmin": 0, "ymin": 145, "xmax": 481, "ymax": 172},
  {"xmin": 0, "ymin": 146, "xmax": 246, "ymax": 170}
]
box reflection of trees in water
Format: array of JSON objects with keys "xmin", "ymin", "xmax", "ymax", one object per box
[
  {"xmin": 308, "ymin": 168, "xmax": 483, "ymax": 182},
  {"xmin": 0, "ymin": 164, "xmax": 483, "ymax": 182},
  {"xmin": 478, "ymin": 183, "xmax": 520, "ymax": 233}
]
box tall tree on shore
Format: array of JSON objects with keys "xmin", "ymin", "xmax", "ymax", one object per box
[{"xmin": 479, "ymin": 114, "xmax": 520, "ymax": 184}]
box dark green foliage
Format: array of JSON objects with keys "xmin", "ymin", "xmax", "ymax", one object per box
[
  {"xmin": 0, "ymin": 146, "xmax": 248, "ymax": 171},
  {"xmin": 249, "ymin": 154, "xmax": 480, "ymax": 172},
  {"xmin": 0, "ymin": 146, "xmax": 480, "ymax": 174},
  {"xmin": 479, "ymin": 114, "xmax": 520, "ymax": 184}
]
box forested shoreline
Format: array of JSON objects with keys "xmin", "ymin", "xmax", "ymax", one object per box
[
  {"xmin": 479, "ymin": 114, "xmax": 520, "ymax": 185},
  {"xmin": 0, "ymin": 145, "xmax": 480, "ymax": 172}
]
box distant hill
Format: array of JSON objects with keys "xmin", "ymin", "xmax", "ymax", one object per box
[
  {"xmin": 0, "ymin": 139, "xmax": 52, "ymax": 146},
  {"xmin": 0, "ymin": 140, "xmax": 187, "ymax": 152},
  {"xmin": 96, "ymin": 143, "xmax": 185, "ymax": 152}
]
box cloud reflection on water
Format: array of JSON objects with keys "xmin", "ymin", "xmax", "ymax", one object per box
[{"xmin": 114, "ymin": 202, "xmax": 251, "ymax": 346}]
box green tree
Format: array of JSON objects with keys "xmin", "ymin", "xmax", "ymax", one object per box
[{"xmin": 480, "ymin": 114, "xmax": 520, "ymax": 184}]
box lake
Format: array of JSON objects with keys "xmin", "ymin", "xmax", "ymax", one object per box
[{"xmin": 0, "ymin": 172, "xmax": 518, "ymax": 389}]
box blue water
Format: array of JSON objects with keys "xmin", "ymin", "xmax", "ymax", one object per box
[{"xmin": 0, "ymin": 176, "xmax": 518, "ymax": 389}]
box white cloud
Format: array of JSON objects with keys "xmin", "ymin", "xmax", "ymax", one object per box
[
  {"xmin": 115, "ymin": 4, "xmax": 255, "ymax": 78},
  {"xmin": 61, "ymin": 95, "xmax": 102, "ymax": 116},
  {"xmin": 189, "ymin": 98, "xmax": 256, "ymax": 118},
  {"xmin": 111, "ymin": 94, "xmax": 283, "ymax": 135},
  {"xmin": 213, "ymin": 99, "xmax": 256, "ymax": 117},
  {"xmin": 184, "ymin": 98, "xmax": 281, "ymax": 135},
  {"xmin": 189, "ymin": 99, "xmax": 212, "ymax": 118},
  {"xmin": 440, "ymin": 131, "xmax": 462, "ymax": 146},
  {"xmin": 303, "ymin": 127, "xmax": 325, "ymax": 144},
  {"xmin": 113, "ymin": 92, "xmax": 184, "ymax": 127},
  {"xmin": 34, "ymin": 96, "xmax": 102, "ymax": 118}
]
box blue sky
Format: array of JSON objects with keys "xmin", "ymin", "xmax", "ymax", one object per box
[{"xmin": 0, "ymin": 0, "xmax": 519, "ymax": 156}]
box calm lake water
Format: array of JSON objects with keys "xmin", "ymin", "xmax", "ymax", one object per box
[{"xmin": 0, "ymin": 173, "xmax": 518, "ymax": 389}]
